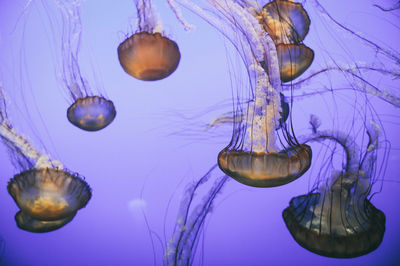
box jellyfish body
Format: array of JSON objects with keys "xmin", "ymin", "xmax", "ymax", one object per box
[
  {"xmin": 218, "ymin": 144, "xmax": 311, "ymax": 187},
  {"xmin": 277, "ymin": 44, "xmax": 314, "ymax": 82},
  {"xmin": 15, "ymin": 210, "xmax": 76, "ymax": 233},
  {"xmin": 56, "ymin": 0, "xmax": 115, "ymax": 131},
  {"xmin": 283, "ymin": 117, "xmax": 385, "ymax": 258},
  {"xmin": 8, "ymin": 168, "xmax": 91, "ymax": 221},
  {"xmin": 260, "ymin": 0, "xmax": 310, "ymax": 44},
  {"xmin": 67, "ymin": 96, "xmax": 116, "ymax": 131},
  {"xmin": 283, "ymin": 191, "xmax": 385, "ymax": 258},
  {"xmin": 118, "ymin": 31, "xmax": 181, "ymax": 81}
]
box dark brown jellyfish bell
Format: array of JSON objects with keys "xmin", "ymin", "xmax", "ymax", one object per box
[
  {"xmin": 218, "ymin": 144, "xmax": 312, "ymax": 187},
  {"xmin": 260, "ymin": 0, "xmax": 311, "ymax": 44},
  {"xmin": 117, "ymin": 31, "xmax": 181, "ymax": 81},
  {"xmin": 67, "ymin": 96, "xmax": 116, "ymax": 131},
  {"xmin": 7, "ymin": 168, "xmax": 91, "ymax": 221},
  {"xmin": 277, "ymin": 43, "xmax": 314, "ymax": 82},
  {"xmin": 283, "ymin": 193, "xmax": 385, "ymax": 258},
  {"xmin": 15, "ymin": 210, "xmax": 76, "ymax": 233}
]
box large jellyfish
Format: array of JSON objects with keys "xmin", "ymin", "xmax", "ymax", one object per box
[
  {"xmin": 0, "ymin": 84, "xmax": 91, "ymax": 233},
  {"xmin": 118, "ymin": 0, "xmax": 181, "ymax": 81},
  {"xmin": 57, "ymin": 0, "xmax": 116, "ymax": 131},
  {"xmin": 283, "ymin": 116, "xmax": 385, "ymax": 258}
]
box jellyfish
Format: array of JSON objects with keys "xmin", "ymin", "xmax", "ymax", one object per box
[
  {"xmin": 118, "ymin": 0, "xmax": 181, "ymax": 81},
  {"xmin": 259, "ymin": 0, "xmax": 311, "ymax": 45},
  {"xmin": 0, "ymin": 84, "xmax": 91, "ymax": 233},
  {"xmin": 283, "ymin": 116, "xmax": 385, "ymax": 258},
  {"xmin": 56, "ymin": 0, "xmax": 116, "ymax": 131},
  {"xmin": 171, "ymin": 0, "xmax": 311, "ymax": 187}
]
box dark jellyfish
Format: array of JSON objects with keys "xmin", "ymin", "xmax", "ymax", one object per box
[
  {"xmin": 283, "ymin": 192, "xmax": 385, "ymax": 258},
  {"xmin": 283, "ymin": 117, "xmax": 385, "ymax": 258},
  {"xmin": 218, "ymin": 144, "xmax": 311, "ymax": 187},
  {"xmin": 260, "ymin": 0, "xmax": 311, "ymax": 44},
  {"xmin": 277, "ymin": 43, "xmax": 314, "ymax": 82},
  {"xmin": 118, "ymin": 31, "xmax": 181, "ymax": 81},
  {"xmin": 8, "ymin": 168, "xmax": 91, "ymax": 221},
  {"xmin": 15, "ymin": 210, "xmax": 76, "ymax": 233},
  {"xmin": 67, "ymin": 96, "xmax": 116, "ymax": 131}
]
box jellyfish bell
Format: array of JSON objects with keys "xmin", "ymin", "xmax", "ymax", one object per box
[
  {"xmin": 118, "ymin": 31, "xmax": 181, "ymax": 81},
  {"xmin": 277, "ymin": 43, "xmax": 314, "ymax": 82},
  {"xmin": 218, "ymin": 144, "xmax": 311, "ymax": 187},
  {"xmin": 282, "ymin": 177, "xmax": 385, "ymax": 258},
  {"xmin": 15, "ymin": 210, "xmax": 76, "ymax": 233},
  {"xmin": 7, "ymin": 168, "xmax": 91, "ymax": 221},
  {"xmin": 67, "ymin": 96, "xmax": 116, "ymax": 131},
  {"xmin": 260, "ymin": 0, "xmax": 311, "ymax": 44}
]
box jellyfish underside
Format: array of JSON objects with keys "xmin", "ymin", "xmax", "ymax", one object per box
[
  {"xmin": 218, "ymin": 144, "xmax": 312, "ymax": 187},
  {"xmin": 7, "ymin": 168, "xmax": 91, "ymax": 221},
  {"xmin": 67, "ymin": 96, "xmax": 116, "ymax": 131},
  {"xmin": 117, "ymin": 31, "xmax": 181, "ymax": 81},
  {"xmin": 283, "ymin": 181, "xmax": 385, "ymax": 258},
  {"xmin": 15, "ymin": 210, "xmax": 76, "ymax": 233},
  {"xmin": 261, "ymin": 0, "xmax": 310, "ymax": 44}
]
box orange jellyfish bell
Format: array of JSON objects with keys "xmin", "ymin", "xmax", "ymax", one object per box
[
  {"xmin": 15, "ymin": 210, "xmax": 76, "ymax": 233},
  {"xmin": 218, "ymin": 144, "xmax": 312, "ymax": 187},
  {"xmin": 117, "ymin": 31, "xmax": 181, "ymax": 81},
  {"xmin": 260, "ymin": 0, "xmax": 311, "ymax": 44},
  {"xmin": 8, "ymin": 168, "xmax": 91, "ymax": 221},
  {"xmin": 67, "ymin": 96, "xmax": 116, "ymax": 131},
  {"xmin": 277, "ymin": 43, "xmax": 314, "ymax": 82}
]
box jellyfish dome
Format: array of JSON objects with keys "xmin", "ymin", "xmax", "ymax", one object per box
[
  {"xmin": 283, "ymin": 177, "xmax": 385, "ymax": 258},
  {"xmin": 67, "ymin": 96, "xmax": 116, "ymax": 131},
  {"xmin": 218, "ymin": 144, "xmax": 311, "ymax": 187},
  {"xmin": 260, "ymin": 0, "xmax": 311, "ymax": 44},
  {"xmin": 15, "ymin": 210, "xmax": 76, "ymax": 233},
  {"xmin": 8, "ymin": 168, "xmax": 91, "ymax": 221},
  {"xmin": 118, "ymin": 31, "xmax": 181, "ymax": 81},
  {"xmin": 277, "ymin": 43, "xmax": 314, "ymax": 82}
]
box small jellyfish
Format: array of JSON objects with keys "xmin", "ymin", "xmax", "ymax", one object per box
[
  {"xmin": 259, "ymin": 0, "xmax": 311, "ymax": 44},
  {"xmin": 283, "ymin": 117, "xmax": 385, "ymax": 258},
  {"xmin": 67, "ymin": 96, "xmax": 116, "ymax": 131},
  {"xmin": 57, "ymin": 0, "xmax": 116, "ymax": 131},
  {"xmin": 0, "ymin": 84, "xmax": 91, "ymax": 233},
  {"xmin": 118, "ymin": 0, "xmax": 181, "ymax": 81},
  {"xmin": 277, "ymin": 43, "xmax": 314, "ymax": 82}
]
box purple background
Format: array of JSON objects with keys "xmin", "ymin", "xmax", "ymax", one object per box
[{"xmin": 0, "ymin": 0, "xmax": 399, "ymax": 265}]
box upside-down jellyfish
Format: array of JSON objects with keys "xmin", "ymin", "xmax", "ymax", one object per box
[{"xmin": 118, "ymin": 0, "xmax": 181, "ymax": 81}]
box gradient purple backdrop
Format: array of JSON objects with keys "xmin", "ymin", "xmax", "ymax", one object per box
[{"xmin": 0, "ymin": 0, "xmax": 399, "ymax": 265}]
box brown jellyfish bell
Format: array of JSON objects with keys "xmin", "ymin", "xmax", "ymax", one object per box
[
  {"xmin": 8, "ymin": 168, "xmax": 91, "ymax": 221},
  {"xmin": 15, "ymin": 211, "xmax": 76, "ymax": 233},
  {"xmin": 259, "ymin": 0, "xmax": 311, "ymax": 44},
  {"xmin": 218, "ymin": 144, "xmax": 311, "ymax": 187},
  {"xmin": 277, "ymin": 43, "xmax": 314, "ymax": 82},
  {"xmin": 118, "ymin": 31, "xmax": 181, "ymax": 81}
]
